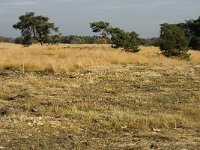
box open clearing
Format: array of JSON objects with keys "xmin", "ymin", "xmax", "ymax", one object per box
[{"xmin": 0, "ymin": 44, "xmax": 200, "ymax": 149}]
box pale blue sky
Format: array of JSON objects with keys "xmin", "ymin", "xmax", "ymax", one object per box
[{"xmin": 0, "ymin": 0, "xmax": 199, "ymax": 38}]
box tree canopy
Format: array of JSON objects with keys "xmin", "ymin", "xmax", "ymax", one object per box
[
  {"xmin": 159, "ymin": 23, "xmax": 190, "ymax": 59},
  {"xmin": 90, "ymin": 21, "xmax": 140, "ymax": 52},
  {"xmin": 13, "ymin": 12, "xmax": 59, "ymax": 46},
  {"xmin": 90, "ymin": 21, "xmax": 110, "ymax": 37},
  {"xmin": 186, "ymin": 16, "xmax": 200, "ymax": 50}
]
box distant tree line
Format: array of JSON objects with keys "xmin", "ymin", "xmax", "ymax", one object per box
[
  {"xmin": 1, "ymin": 12, "xmax": 199, "ymax": 60},
  {"xmin": 138, "ymin": 38, "xmax": 160, "ymax": 47},
  {"xmin": 0, "ymin": 36, "xmax": 14, "ymax": 43},
  {"xmin": 13, "ymin": 35, "xmax": 160, "ymax": 46},
  {"xmin": 61, "ymin": 35, "xmax": 111, "ymax": 44},
  {"xmin": 14, "ymin": 35, "xmax": 159, "ymax": 46},
  {"xmin": 14, "ymin": 35, "xmax": 111, "ymax": 44}
]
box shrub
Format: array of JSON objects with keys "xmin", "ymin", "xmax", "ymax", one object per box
[
  {"xmin": 110, "ymin": 28, "xmax": 140, "ymax": 52},
  {"xmin": 186, "ymin": 16, "xmax": 200, "ymax": 50},
  {"xmin": 159, "ymin": 23, "xmax": 190, "ymax": 59}
]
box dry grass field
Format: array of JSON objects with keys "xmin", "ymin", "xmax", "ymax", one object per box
[
  {"xmin": 0, "ymin": 43, "xmax": 199, "ymax": 73},
  {"xmin": 0, "ymin": 43, "xmax": 200, "ymax": 149}
]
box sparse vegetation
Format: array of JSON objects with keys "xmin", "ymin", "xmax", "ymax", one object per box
[
  {"xmin": 0, "ymin": 43, "xmax": 199, "ymax": 73},
  {"xmin": 0, "ymin": 11, "xmax": 200, "ymax": 150},
  {"xmin": 0, "ymin": 44, "xmax": 200, "ymax": 149}
]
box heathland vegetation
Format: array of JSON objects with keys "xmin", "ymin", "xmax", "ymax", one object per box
[
  {"xmin": 0, "ymin": 43, "xmax": 199, "ymax": 73},
  {"xmin": 0, "ymin": 43, "xmax": 200, "ymax": 149},
  {"xmin": 0, "ymin": 12, "xmax": 200, "ymax": 149}
]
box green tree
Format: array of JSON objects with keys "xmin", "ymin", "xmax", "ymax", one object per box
[
  {"xmin": 90, "ymin": 21, "xmax": 110, "ymax": 37},
  {"xmin": 90, "ymin": 21, "xmax": 140, "ymax": 52},
  {"xmin": 13, "ymin": 12, "xmax": 59, "ymax": 46},
  {"xmin": 186, "ymin": 16, "xmax": 200, "ymax": 50},
  {"xmin": 110, "ymin": 28, "xmax": 140, "ymax": 52},
  {"xmin": 50, "ymin": 34, "xmax": 62, "ymax": 44},
  {"xmin": 14, "ymin": 37, "xmax": 23, "ymax": 44},
  {"xmin": 159, "ymin": 23, "xmax": 190, "ymax": 59}
]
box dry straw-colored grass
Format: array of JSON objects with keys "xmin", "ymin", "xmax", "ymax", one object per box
[
  {"xmin": 0, "ymin": 43, "xmax": 199, "ymax": 73},
  {"xmin": 0, "ymin": 43, "xmax": 200, "ymax": 149}
]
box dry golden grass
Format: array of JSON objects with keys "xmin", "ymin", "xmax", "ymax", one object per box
[
  {"xmin": 0, "ymin": 43, "xmax": 199, "ymax": 73},
  {"xmin": 0, "ymin": 43, "xmax": 200, "ymax": 149},
  {"xmin": 0, "ymin": 62, "xmax": 199, "ymax": 149}
]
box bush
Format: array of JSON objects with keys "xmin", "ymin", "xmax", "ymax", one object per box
[
  {"xmin": 189, "ymin": 37, "xmax": 200, "ymax": 50},
  {"xmin": 186, "ymin": 16, "xmax": 200, "ymax": 50},
  {"xmin": 159, "ymin": 23, "xmax": 190, "ymax": 59},
  {"xmin": 15, "ymin": 37, "xmax": 23, "ymax": 44},
  {"xmin": 110, "ymin": 28, "xmax": 140, "ymax": 52}
]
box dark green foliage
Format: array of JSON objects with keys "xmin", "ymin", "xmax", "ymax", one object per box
[
  {"xmin": 13, "ymin": 12, "xmax": 59, "ymax": 46},
  {"xmin": 189, "ymin": 37, "xmax": 200, "ymax": 50},
  {"xmin": 90, "ymin": 21, "xmax": 140, "ymax": 52},
  {"xmin": 186, "ymin": 17, "xmax": 200, "ymax": 37},
  {"xmin": 22, "ymin": 34, "xmax": 33, "ymax": 46},
  {"xmin": 109, "ymin": 27, "xmax": 125, "ymax": 48},
  {"xmin": 90, "ymin": 21, "xmax": 110, "ymax": 37},
  {"xmin": 14, "ymin": 37, "xmax": 23, "ymax": 44},
  {"xmin": 110, "ymin": 28, "xmax": 140, "ymax": 52},
  {"xmin": 186, "ymin": 16, "xmax": 200, "ymax": 50},
  {"xmin": 159, "ymin": 23, "xmax": 190, "ymax": 59},
  {"xmin": 50, "ymin": 34, "xmax": 62, "ymax": 44},
  {"xmin": 138, "ymin": 38, "xmax": 148, "ymax": 46},
  {"xmin": 61, "ymin": 36, "xmax": 111, "ymax": 44},
  {"xmin": 127, "ymin": 32, "xmax": 140, "ymax": 52},
  {"xmin": 139, "ymin": 38, "xmax": 160, "ymax": 46}
]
